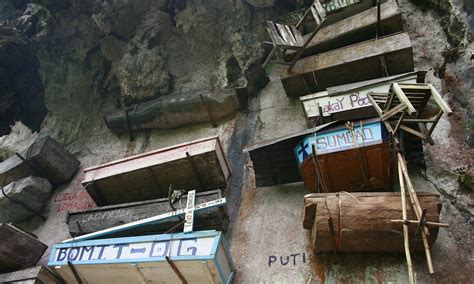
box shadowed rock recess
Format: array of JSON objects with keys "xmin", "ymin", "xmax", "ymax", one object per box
[{"xmin": 0, "ymin": 0, "xmax": 472, "ymax": 282}]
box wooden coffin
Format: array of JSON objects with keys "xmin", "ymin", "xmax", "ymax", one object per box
[
  {"xmin": 0, "ymin": 136, "xmax": 80, "ymax": 186},
  {"xmin": 0, "ymin": 223, "xmax": 48, "ymax": 273},
  {"xmin": 68, "ymin": 189, "xmax": 228, "ymax": 237},
  {"xmin": 278, "ymin": 32, "xmax": 414, "ymax": 97},
  {"xmin": 319, "ymin": 0, "xmax": 389, "ymax": 27},
  {"xmin": 0, "ymin": 266, "xmax": 63, "ymax": 283},
  {"xmin": 83, "ymin": 136, "xmax": 231, "ymax": 206},
  {"xmin": 296, "ymin": 0, "xmax": 402, "ymax": 57},
  {"xmin": 295, "ymin": 119, "xmax": 392, "ymax": 192},
  {"xmin": 303, "ymin": 192, "xmax": 442, "ymax": 253},
  {"xmin": 105, "ymin": 88, "xmax": 247, "ymax": 133},
  {"xmin": 300, "ymin": 71, "xmax": 426, "ymax": 127},
  {"xmin": 243, "ymin": 123, "xmax": 335, "ymax": 187},
  {"xmin": 49, "ymin": 231, "xmax": 235, "ymax": 284}
]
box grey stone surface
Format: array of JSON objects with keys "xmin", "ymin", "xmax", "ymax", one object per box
[{"xmin": 0, "ymin": 176, "xmax": 52, "ymax": 223}]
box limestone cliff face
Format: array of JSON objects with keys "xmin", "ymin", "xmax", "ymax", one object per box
[
  {"xmin": 0, "ymin": 0, "xmax": 472, "ymax": 281},
  {"xmin": 0, "ymin": 0, "xmax": 279, "ymax": 159}
]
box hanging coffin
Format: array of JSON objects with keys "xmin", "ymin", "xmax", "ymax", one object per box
[
  {"xmin": 68, "ymin": 189, "xmax": 229, "ymax": 237},
  {"xmin": 277, "ymin": 32, "xmax": 414, "ymax": 97},
  {"xmin": 0, "ymin": 223, "xmax": 48, "ymax": 273},
  {"xmin": 0, "ymin": 266, "xmax": 63, "ymax": 283},
  {"xmin": 0, "ymin": 136, "xmax": 80, "ymax": 187},
  {"xmin": 48, "ymin": 230, "xmax": 235, "ymax": 283},
  {"xmin": 82, "ymin": 136, "xmax": 231, "ymax": 206},
  {"xmin": 104, "ymin": 88, "xmax": 247, "ymax": 133},
  {"xmin": 294, "ymin": 119, "xmax": 392, "ymax": 192},
  {"xmin": 303, "ymin": 192, "xmax": 442, "ymax": 253}
]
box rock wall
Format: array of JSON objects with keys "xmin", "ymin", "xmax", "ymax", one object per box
[{"xmin": 0, "ymin": 0, "xmax": 472, "ymax": 282}]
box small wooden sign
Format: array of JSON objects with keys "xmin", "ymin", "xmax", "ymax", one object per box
[
  {"xmin": 183, "ymin": 190, "xmax": 196, "ymax": 233},
  {"xmin": 299, "ymin": 72, "xmax": 421, "ymax": 127}
]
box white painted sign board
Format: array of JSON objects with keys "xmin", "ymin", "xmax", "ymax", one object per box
[{"xmin": 49, "ymin": 230, "xmax": 235, "ymax": 283}]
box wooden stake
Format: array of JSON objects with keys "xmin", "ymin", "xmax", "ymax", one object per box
[
  {"xmin": 391, "ymin": 219, "xmax": 449, "ymax": 228},
  {"xmin": 398, "ymin": 161, "xmax": 415, "ymax": 284},
  {"xmin": 398, "ymin": 153, "xmax": 435, "ymax": 274}
]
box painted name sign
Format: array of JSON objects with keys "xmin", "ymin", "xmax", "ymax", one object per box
[
  {"xmin": 294, "ymin": 121, "xmax": 383, "ymax": 164},
  {"xmin": 49, "ymin": 233, "xmax": 217, "ymax": 266},
  {"xmin": 302, "ymin": 92, "xmax": 371, "ymax": 118}
]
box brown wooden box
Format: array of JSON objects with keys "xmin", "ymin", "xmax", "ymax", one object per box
[
  {"xmin": 82, "ymin": 136, "xmax": 231, "ymax": 206},
  {"xmin": 0, "ymin": 224, "xmax": 48, "ymax": 273},
  {"xmin": 67, "ymin": 189, "xmax": 229, "ymax": 237}
]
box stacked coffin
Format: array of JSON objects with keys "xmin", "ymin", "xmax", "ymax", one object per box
[
  {"xmin": 0, "ymin": 137, "xmax": 79, "ymax": 277},
  {"xmin": 49, "ymin": 135, "xmax": 235, "ymax": 283},
  {"xmin": 253, "ymin": 0, "xmax": 453, "ymax": 277}
]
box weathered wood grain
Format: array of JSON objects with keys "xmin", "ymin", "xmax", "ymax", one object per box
[
  {"xmin": 104, "ymin": 88, "xmax": 247, "ymax": 133},
  {"xmin": 303, "ymin": 192, "xmax": 441, "ymax": 253},
  {"xmin": 0, "ymin": 136, "xmax": 80, "ymax": 186},
  {"xmin": 0, "ymin": 266, "xmax": 63, "ymax": 283},
  {"xmin": 83, "ymin": 136, "xmax": 231, "ymax": 205},
  {"xmin": 67, "ymin": 189, "xmax": 228, "ymax": 237},
  {"xmin": 0, "ymin": 224, "xmax": 48, "ymax": 273},
  {"xmin": 278, "ymin": 32, "xmax": 414, "ymax": 97},
  {"xmin": 295, "ymin": 0, "xmax": 402, "ymax": 56},
  {"xmin": 299, "ymin": 71, "xmax": 425, "ymax": 127}
]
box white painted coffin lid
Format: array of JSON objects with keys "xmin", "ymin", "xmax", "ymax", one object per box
[{"xmin": 82, "ymin": 135, "xmax": 229, "ymax": 183}]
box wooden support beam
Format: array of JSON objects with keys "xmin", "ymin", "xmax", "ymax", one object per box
[
  {"xmin": 398, "ymin": 153, "xmax": 435, "ymax": 273},
  {"xmin": 428, "ymin": 84, "xmax": 453, "ymax": 115},
  {"xmin": 166, "ymin": 256, "xmax": 188, "ymax": 284},
  {"xmin": 67, "ymin": 261, "xmax": 84, "ymax": 284},
  {"xmin": 391, "ymin": 219, "xmax": 450, "ymax": 228},
  {"xmin": 398, "ymin": 161, "xmax": 414, "ymax": 284},
  {"xmin": 392, "ymin": 83, "xmax": 417, "ymax": 115}
]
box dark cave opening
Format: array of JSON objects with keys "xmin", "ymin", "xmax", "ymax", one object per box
[{"xmin": 0, "ymin": 37, "xmax": 47, "ymax": 136}]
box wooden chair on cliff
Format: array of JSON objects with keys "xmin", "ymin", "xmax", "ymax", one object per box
[
  {"xmin": 368, "ymin": 83, "xmax": 452, "ymax": 147},
  {"xmin": 263, "ymin": 0, "xmax": 326, "ymax": 71}
]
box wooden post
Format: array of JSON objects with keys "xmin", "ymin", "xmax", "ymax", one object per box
[
  {"xmin": 398, "ymin": 161, "xmax": 415, "ymax": 284},
  {"xmin": 398, "ymin": 152, "xmax": 435, "ymax": 274}
]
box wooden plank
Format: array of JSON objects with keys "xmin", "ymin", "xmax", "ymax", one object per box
[
  {"xmin": 82, "ymin": 136, "xmax": 230, "ymax": 205},
  {"xmin": 0, "ymin": 224, "xmax": 48, "ymax": 273},
  {"xmin": 304, "ymin": 192, "xmax": 442, "ymax": 253},
  {"xmin": 0, "ymin": 266, "xmax": 63, "ymax": 283},
  {"xmin": 279, "ymin": 32, "xmax": 414, "ymax": 97},
  {"xmin": 0, "ymin": 136, "xmax": 79, "ymax": 187},
  {"xmin": 428, "ymin": 84, "xmax": 453, "ymax": 115},
  {"xmin": 300, "ymin": 72, "xmax": 421, "ymax": 126},
  {"xmin": 292, "ymin": 0, "xmax": 401, "ymax": 57},
  {"xmin": 67, "ymin": 189, "xmax": 228, "ymax": 236},
  {"xmin": 392, "ymin": 83, "xmax": 418, "ymax": 115}
]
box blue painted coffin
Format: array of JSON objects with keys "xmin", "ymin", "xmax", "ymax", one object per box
[
  {"xmin": 294, "ymin": 120, "xmax": 387, "ymax": 165},
  {"xmin": 294, "ymin": 120, "xmax": 392, "ymax": 193},
  {"xmin": 48, "ymin": 230, "xmax": 235, "ymax": 283}
]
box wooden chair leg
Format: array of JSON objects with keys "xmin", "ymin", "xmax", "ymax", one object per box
[{"xmin": 263, "ymin": 46, "xmax": 277, "ymax": 68}]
